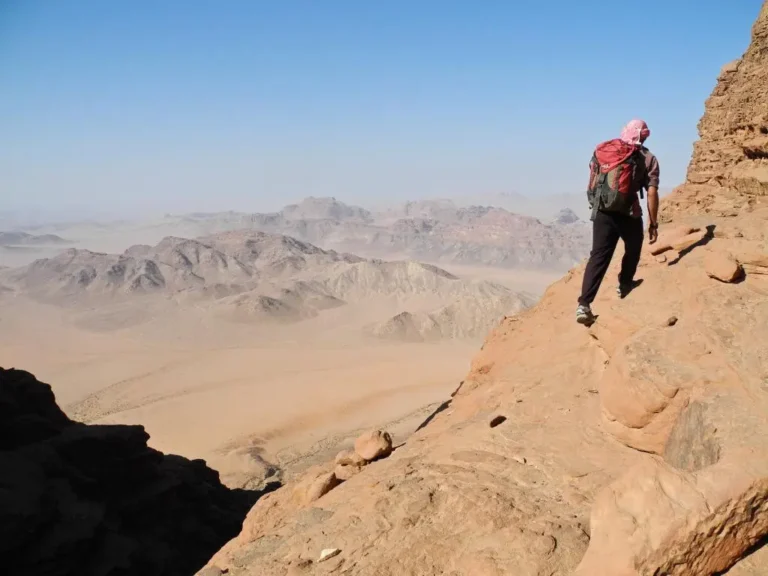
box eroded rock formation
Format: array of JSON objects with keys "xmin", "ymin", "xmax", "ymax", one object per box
[
  {"xmin": 0, "ymin": 367, "xmax": 263, "ymax": 576},
  {"xmin": 663, "ymin": 1, "xmax": 768, "ymax": 220}
]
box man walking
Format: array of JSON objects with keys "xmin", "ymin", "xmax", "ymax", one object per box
[{"xmin": 576, "ymin": 119, "xmax": 660, "ymax": 325}]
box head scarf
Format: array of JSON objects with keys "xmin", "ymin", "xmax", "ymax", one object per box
[{"xmin": 620, "ymin": 119, "xmax": 651, "ymax": 146}]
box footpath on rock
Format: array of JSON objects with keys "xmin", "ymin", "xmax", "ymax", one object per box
[{"xmin": 199, "ymin": 3, "xmax": 768, "ymax": 575}]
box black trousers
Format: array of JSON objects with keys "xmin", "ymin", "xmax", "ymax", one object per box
[{"xmin": 578, "ymin": 210, "xmax": 644, "ymax": 306}]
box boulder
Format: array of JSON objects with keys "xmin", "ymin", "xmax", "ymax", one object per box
[
  {"xmin": 705, "ymin": 251, "xmax": 744, "ymax": 283},
  {"xmin": 354, "ymin": 430, "xmax": 393, "ymax": 462}
]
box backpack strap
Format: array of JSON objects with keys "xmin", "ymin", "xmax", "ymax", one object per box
[
  {"xmin": 631, "ymin": 149, "xmax": 646, "ymax": 199},
  {"xmin": 587, "ymin": 153, "xmax": 602, "ymax": 221}
]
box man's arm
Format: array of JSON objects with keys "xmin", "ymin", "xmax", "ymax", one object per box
[
  {"xmin": 647, "ymin": 186, "xmax": 659, "ymax": 225},
  {"xmin": 645, "ymin": 154, "xmax": 660, "ymax": 243},
  {"xmin": 647, "ymin": 186, "xmax": 659, "ymax": 243}
]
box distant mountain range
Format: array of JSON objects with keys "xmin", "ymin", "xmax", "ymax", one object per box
[
  {"xmin": 1, "ymin": 196, "xmax": 592, "ymax": 272},
  {"xmin": 0, "ymin": 230, "xmax": 534, "ymax": 341},
  {"xmin": 155, "ymin": 197, "xmax": 591, "ymax": 271},
  {"xmin": 0, "ymin": 231, "xmax": 69, "ymax": 246}
]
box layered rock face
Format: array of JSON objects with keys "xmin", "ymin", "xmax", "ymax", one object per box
[
  {"xmin": 0, "ymin": 367, "xmax": 261, "ymax": 576},
  {"xmin": 664, "ymin": 1, "xmax": 768, "ymax": 220},
  {"xmin": 198, "ymin": 5, "xmax": 768, "ymax": 575}
]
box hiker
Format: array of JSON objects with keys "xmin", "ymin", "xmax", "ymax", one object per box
[{"xmin": 576, "ymin": 119, "xmax": 660, "ymax": 325}]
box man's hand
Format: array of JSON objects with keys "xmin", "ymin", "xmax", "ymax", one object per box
[
  {"xmin": 648, "ymin": 222, "xmax": 658, "ymax": 244},
  {"xmin": 647, "ymin": 185, "xmax": 659, "ymax": 244}
]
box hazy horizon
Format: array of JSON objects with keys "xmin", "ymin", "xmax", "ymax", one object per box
[{"xmin": 2, "ymin": 1, "xmax": 762, "ymax": 217}]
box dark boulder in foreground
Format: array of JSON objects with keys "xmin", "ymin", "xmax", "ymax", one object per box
[{"xmin": 0, "ymin": 367, "xmax": 266, "ymax": 576}]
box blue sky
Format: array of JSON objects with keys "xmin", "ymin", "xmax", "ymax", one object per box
[{"xmin": 1, "ymin": 1, "xmax": 762, "ymax": 217}]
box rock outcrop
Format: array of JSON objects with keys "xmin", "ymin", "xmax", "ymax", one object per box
[
  {"xmin": 198, "ymin": 5, "xmax": 768, "ymax": 575},
  {"xmin": 0, "ymin": 367, "xmax": 264, "ymax": 576},
  {"xmin": 663, "ymin": 1, "xmax": 768, "ymax": 220}
]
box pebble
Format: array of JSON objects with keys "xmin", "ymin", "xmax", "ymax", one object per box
[
  {"xmin": 489, "ymin": 415, "xmax": 507, "ymax": 428},
  {"xmin": 319, "ymin": 548, "xmax": 342, "ymax": 563}
]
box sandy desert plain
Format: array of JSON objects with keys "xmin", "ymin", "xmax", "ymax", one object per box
[{"xmin": 0, "ymin": 198, "xmax": 579, "ymax": 488}]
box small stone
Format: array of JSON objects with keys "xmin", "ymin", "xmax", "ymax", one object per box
[
  {"xmin": 704, "ymin": 251, "xmax": 743, "ymax": 283},
  {"xmin": 655, "ymin": 254, "xmax": 668, "ymax": 263},
  {"xmin": 666, "ymin": 316, "xmax": 679, "ymax": 327},
  {"xmin": 318, "ymin": 548, "xmax": 341, "ymax": 563},
  {"xmin": 334, "ymin": 463, "xmax": 363, "ymax": 482},
  {"xmin": 512, "ymin": 455, "xmax": 527, "ymax": 465},
  {"xmin": 587, "ymin": 388, "xmax": 599, "ymax": 394},
  {"xmin": 489, "ymin": 415, "xmax": 507, "ymax": 428},
  {"xmin": 354, "ymin": 430, "xmax": 393, "ymax": 462}
]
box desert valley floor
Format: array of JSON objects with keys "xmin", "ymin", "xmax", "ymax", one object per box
[{"xmin": 0, "ymin": 253, "xmax": 558, "ymax": 488}]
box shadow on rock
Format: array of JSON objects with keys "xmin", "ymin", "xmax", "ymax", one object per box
[
  {"xmin": 414, "ymin": 380, "xmax": 466, "ymax": 433},
  {"xmin": 0, "ymin": 367, "xmax": 275, "ymax": 576},
  {"xmin": 668, "ymin": 224, "xmax": 716, "ymax": 266}
]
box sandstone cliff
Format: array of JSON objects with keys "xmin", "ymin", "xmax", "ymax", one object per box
[
  {"xmin": 199, "ymin": 4, "xmax": 768, "ymax": 575},
  {"xmin": 663, "ymin": 1, "xmax": 768, "ymax": 220},
  {"xmin": 0, "ymin": 367, "xmax": 269, "ymax": 576}
]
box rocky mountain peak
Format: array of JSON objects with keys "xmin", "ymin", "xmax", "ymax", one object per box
[
  {"xmin": 553, "ymin": 208, "xmax": 581, "ymax": 225},
  {"xmin": 281, "ymin": 197, "xmax": 373, "ymax": 222},
  {"xmin": 663, "ymin": 1, "xmax": 768, "ymax": 220}
]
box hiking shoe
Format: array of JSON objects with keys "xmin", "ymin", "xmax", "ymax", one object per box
[
  {"xmin": 576, "ymin": 304, "xmax": 595, "ymax": 325},
  {"xmin": 617, "ymin": 279, "xmax": 642, "ymax": 299}
]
